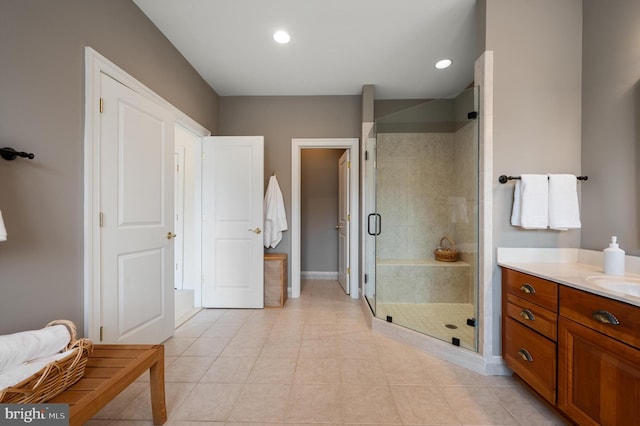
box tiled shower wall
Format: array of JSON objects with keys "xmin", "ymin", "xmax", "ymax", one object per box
[{"xmin": 376, "ymin": 121, "xmax": 477, "ymax": 304}]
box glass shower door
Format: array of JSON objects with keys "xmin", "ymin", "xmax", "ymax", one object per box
[
  {"xmin": 363, "ymin": 87, "xmax": 479, "ymax": 352},
  {"xmin": 363, "ymin": 126, "xmax": 378, "ymax": 314}
]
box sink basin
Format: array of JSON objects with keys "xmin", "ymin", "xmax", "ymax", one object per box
[{"xmin": 586, "ymin": 276, "xmax": 640, "ymax": 297}]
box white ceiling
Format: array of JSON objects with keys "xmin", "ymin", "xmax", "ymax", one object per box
[{"xmin": 133, "ymin": 0, "xmax": 477, "ymax": 100}]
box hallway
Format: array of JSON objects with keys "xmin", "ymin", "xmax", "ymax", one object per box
[{"xmin": 88, "ymin": 279, "xmax": 566, "ymax": 425}]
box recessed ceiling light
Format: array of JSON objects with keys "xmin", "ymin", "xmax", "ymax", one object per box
[
  {"xmin": 435, "ymin": 59, "xmax": 452, "ymax": 70},
  {"xmin": 273, "ymin": 30, "xmax": 291, "ymax": 44}
]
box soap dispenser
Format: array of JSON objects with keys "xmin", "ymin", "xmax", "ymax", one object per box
[{"xmin": 603, "ymin": 236, "xmax": 625, "ymax": 276}]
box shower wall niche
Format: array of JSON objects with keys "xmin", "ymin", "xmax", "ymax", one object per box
[{"xmin": 364, "ymin": 87, "xmax": 479, "ymax": 351}]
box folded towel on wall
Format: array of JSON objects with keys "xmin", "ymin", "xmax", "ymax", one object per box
[
  {"xmin": 0, "ymin": 325, "xmax": 71, "ymax": 373},
  {"xmin": 263, "ymin": 175, "xmax": 288, "ymax": 248},
  {"xmin": 510, "ymin": 174, "xmax": 549, "ymax": 229},
  {"xmin": 0, "ymin": 210, "xmax": 7, "ymax": 242},
  {"xmin": 548, "ymin": 174, "xmax": 581, "ymax": 230}
]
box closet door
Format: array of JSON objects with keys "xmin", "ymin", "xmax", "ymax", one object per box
[{"xmin": 100, "ymin": 72, "xmax": 175, "ymax": 344}]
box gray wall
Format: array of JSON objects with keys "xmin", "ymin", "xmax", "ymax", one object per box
[
  {"xmin": 301, "ymin": 149, "xmax": 344, "ymax": 273},
  {"xmin": 0, "ymin": 0, "xmax": 219, "ymax": 335},
  {"xmin": 484, "ymin": 0, "xmax": 583, "ymax": 354},
  {"xmin": 581, "ymin": 0, "xmax": 640, "ymax": 256},
  {"xmin": 218, "ymin": 96, "xmax": 361, "ymax": 288}
]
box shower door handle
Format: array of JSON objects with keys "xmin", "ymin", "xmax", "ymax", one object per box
[{"xmin": 367, "ymin": 213, "xmax": 382, "ymax": 236}]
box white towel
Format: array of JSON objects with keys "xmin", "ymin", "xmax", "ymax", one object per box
[
  {"xmin": 263, "ymin": 175, "xmax": 288, "ymax": 248},
  {"xmin": 0, "ymin": 349, "xmax": 75, "ymax": 391},
  {"xmin": 511, "ymin": 174, "xmax": 549, "ymax": 229},
  {"xmin": 548, "ymin": 174, "xmax": 581, "ymax": 230},
  {"xmin": 0, "ymin": 210, "xmax": 7, "ymax": 242},
  {"xmin": 0, "ymin": 325, "xmax": 71, "ymax": 373}
]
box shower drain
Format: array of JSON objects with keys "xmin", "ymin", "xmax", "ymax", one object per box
[{"xmin": 445, "ymin": 324, "xmax": 458, "ymax": 329}]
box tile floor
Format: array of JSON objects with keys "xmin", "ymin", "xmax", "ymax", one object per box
[
  {"xmin": 375, "ymin": 303, "xmax": 476, "ymax": 351},
  {"xmin": 87, "ymin": 279, "xmax": 567, "ymax": 425}
]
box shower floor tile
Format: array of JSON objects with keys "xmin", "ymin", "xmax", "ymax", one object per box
[{"xmin": 376, "ymin": 302, "xmax": 476, "ymax": 350}]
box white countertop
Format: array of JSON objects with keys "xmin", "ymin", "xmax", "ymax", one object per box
[{"xmin": 497, "ymin": 248, "xmax": 640, "ymax": 307}]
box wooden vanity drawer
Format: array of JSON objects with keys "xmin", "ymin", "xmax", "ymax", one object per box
[
  {"xmin": 503, "ymin": 268, "xmax": 558, "ymax": 312},
  {"xmin": 506, "ymin": 293, "xmax": 558, "ymax": 341},
  {"xmin": 504, "ymin": 316, "xmax": 557, "ymax": 404},
  {"xmin": 560, "ymin": 286, "xmax": 640, "ymax": 350}
]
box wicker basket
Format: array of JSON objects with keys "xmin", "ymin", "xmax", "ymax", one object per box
[
  {"xmin": 434, "ymin": 236, "xmax": 458, "ymax": 262},
  {"xmin": 0, "ymin": 320, "xmax": 94, "ymax": 404}
]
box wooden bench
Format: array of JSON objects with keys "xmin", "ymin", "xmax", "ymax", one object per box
[{"xmin": 48, "ymin": 344, "xmax": 166, "ymax": 425}]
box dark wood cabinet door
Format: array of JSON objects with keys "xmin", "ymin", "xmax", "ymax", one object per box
[{"xmin": 558, "ymin": 317, "xmax": 640, "ymax": 426}]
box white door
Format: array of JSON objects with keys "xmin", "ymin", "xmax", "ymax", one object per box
[
  {"xmin": 337, "ymin": 150, "xmax": 350, "ymax": 294},
  {"xmin": 174, "ymin": 148, "xmax": 185, "ymax": 290},
  {"xmin": 202, "ymin": 136, "xmax": 264, "ymax": 308},
  {"xmin": 100, "ymin": 73, "xmax": 175, "ymax": 344}
]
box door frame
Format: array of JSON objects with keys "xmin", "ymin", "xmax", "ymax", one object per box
[
  {"xmin": 83, "ymin": 47, "xmax": 209, "ymax": 340},
  {"xmin": 291, "ymin": 138, "xmax": 359, "ymax": 299}
]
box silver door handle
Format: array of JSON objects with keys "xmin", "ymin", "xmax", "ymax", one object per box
[{"xmin": 249, "ymin": 227, "xmax": 262, "ymax": 234}]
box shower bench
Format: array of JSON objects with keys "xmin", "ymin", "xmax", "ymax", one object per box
[{"xmin": 48, "ymin": 344, "xmax": 166, "ymax": 425}]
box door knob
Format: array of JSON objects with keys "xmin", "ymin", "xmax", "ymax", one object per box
[
  {"xmin": 166, "ymin": 232, "xmax": 177, "ymax": 240},
  {"xmin": 249, "ymin": 227, "xmax": 262, "ymax": 234},
  {"xmin": 336, "ymin": 225, "xmax": 342, "ymax": 229}
]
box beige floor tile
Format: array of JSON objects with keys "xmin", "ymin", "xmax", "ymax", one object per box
[
  {"xmin": 380, "ymin": 356, "xmax": 432, "ymax": 385},
  {"xmin": 169, "ymin": 383, "xmax": 241, "ymax": 422},
  {"xmin": 227, "ymin": 383, "xmax": 291, "ymax": 422},
  {"xmin": 491, "ymin": 386, "xmax": 569, "ymax": 425},
  {"xmin": 200, "ymin": 356, "xmax": 256, "ymax": 383},
  {"xmin": 338, "ymin": 337, "xmax": 379, "ymax": 358},
  {"xmin": 293, "ymin": 357, "xmax": 341, "ymax": 384},
  {"xmin": 390, "ymin": 385, "xmax": 460, "ymax": 425},
  {"xmin": 117, "ymin": 382, "xmax": 196, "ymax": 421},
  {"xmin": 259, "ymin": 337, "xmax": 301, "ymax": 357},
  {"xmin": 220, "ymin": 339, "xmax": 265, "ymax": 357},
  {"xmin": 165, "ymin": 356, "xmax": 215, "ymax": 382},
  {"xmin": 286, "ymin": 384, "xmax": 342, "ymax": 423},
  {"xmin": 246, "ymin": 357, "xmax": 297, "ymax": 384},
  {"xmin": 340, "ymin": 358, "xmax": 387, "ymax": 385},
  {"xmin": 340, "ymin": 384, "xmax": 402, "ymax": 424},
  {"xmin": 174, "ymin": 322, "xmax": 211, "ymax": 338},
  {"xmin": 181, "ymin": 337, "xmax": 230, "ymax": 357},
  {"xmin": 442, "ymin": 385, "xmax": 519, "ymax": 425},
  {"xmin": 299, "ymin": 337, "xmax": 340, "ymax": 359},
  {"xmin": 202, "ymin": 321, "xmax": 242, "ymax": 338},
  {"xmin": 163, "ymin": 337, "xmax": 197, "ymax": 357},
  {"xmin": 303, "ymin": 322, "xmax": 338, "ymax": 338},
  {"xmin": 92, "ymin": 381, "xmax": 146, "ymax": 419}
]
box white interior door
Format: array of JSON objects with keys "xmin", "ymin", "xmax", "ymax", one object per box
[
  {"xmin": 174, "ymin": 148, "xmax": 185, "ymax": 290},
  {"xmin": 337, "ymin": 150, "xmax": 350, "ymax": 294},
  {"xmin": 202, "ymin": 136, "xmax": 264, "ymax": 308},
  {"xmin": 99, "ymin": 72, "xmax": 175, "ymax": 344}
]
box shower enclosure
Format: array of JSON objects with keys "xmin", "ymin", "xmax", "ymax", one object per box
[{"xmin": 364, "ymin": 87, "xmax": 479, "ymax": 352}]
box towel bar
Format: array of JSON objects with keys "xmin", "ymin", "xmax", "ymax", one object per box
[
  {"xmin": 499, "ymin": 175, "xmax": 588, "ymax": 184},
  {"xmin": 1, "ymin": 147, "xmax": 35, "ymax": 161}
]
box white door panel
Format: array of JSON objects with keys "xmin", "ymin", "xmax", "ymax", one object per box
[
  {"xmin": 100, "ymin": 72, "xmax": 174, "ymax": 344},
  {"xmin": 202, "ymin": 136, "xmax": 264, "ymax": 308},
  {"xmin": 338, "ymin": 150, "xmax": 350, "ymax": 294}
]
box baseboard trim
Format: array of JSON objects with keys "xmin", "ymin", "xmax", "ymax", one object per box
[{"xmin": 301, "ymin": 271, "xmax": 339, "ymax": 280}]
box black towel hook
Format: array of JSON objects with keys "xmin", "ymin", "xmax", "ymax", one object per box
[{"xmin": 0, "ymin": 147, "xmax": 35, "ymax": 161}]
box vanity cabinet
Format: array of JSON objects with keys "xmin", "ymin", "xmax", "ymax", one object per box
[
  {"xmin": 558, "ymin": 287, "xmax": 640, "ymax": 425},
  {"xmin": 501, "ymin": 268, "xmax": 558, "ymax": 403},
  {"xmin": 502, "ymin": 267, "xmax": 640, "ymax": 425}
]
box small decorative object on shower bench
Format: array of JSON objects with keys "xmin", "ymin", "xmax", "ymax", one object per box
[{"xmin": 434, "ymin": 236, "xmax": 458, "ymax": 262}]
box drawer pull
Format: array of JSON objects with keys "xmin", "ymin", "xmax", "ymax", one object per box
[
  {"xmin": 591, "ymin": 310, "xmax": 620, "ymax": 325},
  {"xmin": 519, "ymin": 284, "xmax": 536, "ymax": 294},
  {"xmin": 517, "ymin": 348, "xmax": 534, "ymax": 362},
  {"xmin": 519, "ymin": 309, "xmax": 535, "ymax": 321}
]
